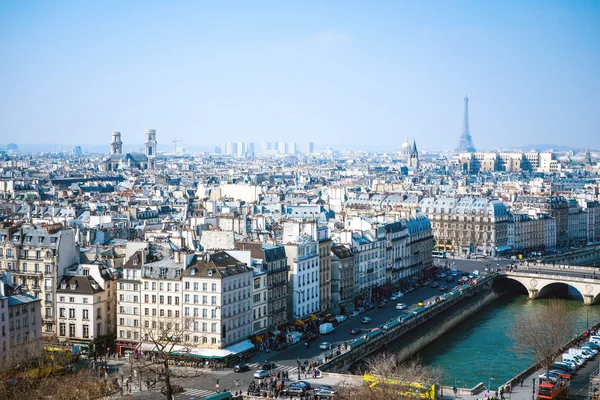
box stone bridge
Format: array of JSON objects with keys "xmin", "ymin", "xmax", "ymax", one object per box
[{"xmin": 498, "ymin": 263, "xmax": 600, "ymax": 305}]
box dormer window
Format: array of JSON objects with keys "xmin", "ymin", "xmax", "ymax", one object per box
[
  {"xmin": 60, "ymin": 282, "xmax": 67, "ymax": 289},
  {"xmin": 27, "ymin": 236, "xmax": 32, "ymax": 243},
  {"xmin": 91, "ymin": 283, "xmax": 99, "ymax": 290},
  {"xmin": 70, "ymin": 283, "xmax": 77, "ymax": 290},
  {"xmin": 51, "ymin": 237, "xmax": 57, "ymax": 244},
  {"xmin": 38, "ymin": 237, "xmax": 44, "ymax": 243},
  {"xmin": 13, "ymin": 235, "xmax": 19, "ymax": 241}
]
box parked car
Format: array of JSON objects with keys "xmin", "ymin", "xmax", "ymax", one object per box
[
  {"xmin": 274, "ymin": 342, "xmax": 289, "ymax": 351},
  {"xmin": 233, "ymin": 362, "xmax": 249, "ymax": 372},
  {"xmin": 291, "ymin": 381, "xmax": 312, "ymax": 390},
  {"xmin": 350, "ymin": 328, "xmax": 361, "ymax": 335},
  {"xmin": 161, "ymin": 385, "xmax": 184, "ymax": 395},
  {"xmin": 348, "ymin": 311, "xmax": 360, "ymax": 318},
  {"xmin": 318, "ymin": 385, "xmax": 333, "ymax": 391},
  {"xmin": 364, "ymin": 303, "xmax": 373, "ymax": 311},
  {"xmin": 335, "ymin": 315, "xmax": 347, "ymax": 323},
  {"xmin": 431, "ymin": 282, "xmax": 439, "ymax": 288},
  {"xmin": 319, "ymin": 342, "xmax": 333, "ymax": 350},
  {"xmin": 315, "ymin": 389, "xmax": 338, "ymax": 398},
  {"xmin": 254, "ymin": 369, "xmax": 271, "ymax": 379},
  {"xmin": 282, "ymin": 386, "xmax": 306, "ymax": 397},
  {"xmin": 377, "ymin": 302, "xmax": 386, "ymax": 309},
  {"xmin": 439, "ymin": 286, "xmax": 448, "ymax": 292},
  {"xmin": 396, "ymin": 303, "xmax": 407, "ymax": 310},
  {"xmin": 390, "ymin": 295, "xmax": 398, "ymax": 301},
  {"xmin": 361, "ymin": 317, "xmax": 372, "ymax": 324},
  {"xmin": 395, "ymin": 292, "xmax": 404, "ymax": 298}
]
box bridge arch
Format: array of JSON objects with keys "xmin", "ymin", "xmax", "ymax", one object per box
[{"xmin": 536, "ymin": 281, "xmax": 583, "ymax": 300}]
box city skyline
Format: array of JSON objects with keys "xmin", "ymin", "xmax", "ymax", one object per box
[{"xmin": 1, "ymin": 1, "xmax": 599, "ymax": 149}]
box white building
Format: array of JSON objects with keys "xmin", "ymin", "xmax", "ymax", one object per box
[
  {"xmin": 56, "ymin": 263, "xmax": 116, "ymax": 355},
  {"xmin": 181, "ymin": 251, "xmax": 253, "ymax": 348},
  {"xmin": 0, "ymin": 272, "xmax": 43, "ymax": 368},
  {"xmin": 285, "ymin": 236, "xmax": 320, "ymax": 321}
]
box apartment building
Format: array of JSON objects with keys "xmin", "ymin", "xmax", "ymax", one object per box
[
  {"xmin": 420, "ymin": 197, "xmax": 509, "ymax": 257},
  {"xmin": 115, "ymin": 245, "xmax": 145, "ymax": 355},
  {"xmin": 0, "ymin": 272, "xmax": 43, "ymax": 368},
  {"xmin": 405, "ymin": 214, "xmax": 434, "ymax": 277},
  {"xmin": 330, "ymin": 244, "xmax": 355, "ymax": 310},
  {"xmin": 140, "ymin": 247, "xmax": 185, "ymax": 346},
  {"xmin": 181, "ymin": 252, "xmax": 253, "ymax": 348},
  {"xmin": 0, "ymin": 224, "xmax": 79, "ymax": 338},
  {"xmin": 234, "ymin": 242, "xmax": 288, "ymax": 330},
  {"xmin": 285, "ymin": 236, "xmax": 320, "ymax": 321},
  {"xmin": 56, "ymin": 263, "xmax": 116, "ymax": 355},
  {"xmin": 317, "ymin": 226, "xmax": 332, "ymax": 313},
  {"xmin": 513, "ymin": 196, "xmax": 569, "ymax": 246}
]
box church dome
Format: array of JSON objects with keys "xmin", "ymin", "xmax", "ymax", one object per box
[{"xmin": 401, "ymin": 137, "xmax": 410, "ymax": 152}]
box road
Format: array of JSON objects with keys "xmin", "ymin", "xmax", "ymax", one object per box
[{"xmin": 128, "ymin": 258, "xmax": 509, "ymax": 399}]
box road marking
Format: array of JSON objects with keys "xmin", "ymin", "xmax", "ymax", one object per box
[{"xmin": 182, "ymin": 387, "xmax": 216, "ymax": 398}]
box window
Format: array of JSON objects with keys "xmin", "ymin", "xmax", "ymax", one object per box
[
  {"xmin": 211, "ymin": 337, "xmax": 217, "ymax": 345},
  {"xmin": 202, "ymin": 296, "xmax": 207, "ymax": 305},
  {"xmin": 211, "ymin": 309, "xmax": 217, "ymax": 319},
  {"xmin": 59, "ymin": 308, "xmax": 65, "ymax": 318},
  {"xmin": 175, "ymin": 297, "xmax": 179, "ymax": 305},
  {"xmin": 83, "ymin": 325, "xmax": 89, "ymax": 338},
  {"xmin": 69, "ymin": 308, "xmax": 75, "ymax": 318},
  {"xmin": 59, "ymin": 323, "xmax": 66, "ymax": 336},
  {"xmin": 69, "ymin": 297, "xmax": 74, "ymax": 303},
  {"xmin": 211, "ymin": 323, "xmax": 216, "ymax": 332},
  {"xmin": 185, "ymin": 282, "xmax": 190, "ymax": 290},
  {"xmin": 211, "ymin": 296, "xmax": 216, "ymax": 305},
  {"xmin": 69, "ymin": 323, "xmax": 75, "ymax": 337},
  {"xmin": 212, "ymin": 283, "xmax": 217, "ymax": 292},
  {"xmin": 202, "ymin": 283, "xmax": 207, "ymax": 291}
]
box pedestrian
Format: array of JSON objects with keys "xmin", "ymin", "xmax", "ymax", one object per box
[{"xmin": 520, "ymin": 377, "xmax": 523, "ymax": 387}]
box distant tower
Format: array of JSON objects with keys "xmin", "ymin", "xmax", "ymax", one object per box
[
  {"xmin": 145, "ymin": 129, "xmax": 157, "ymax": 158},
  {"xmin": 585, "ymin": 146, "xmax": 592, "ymax": 165},
  {"xmin": 456, "ymin": 95, "xmax": 476, "ymax": 153},
  {"xmin": 110, "ymin": 132, "xmax": 122, "ymax": 155},
  {"xmin": 409, "ymin": 139, "xmax": 419, "ymax": 169}
]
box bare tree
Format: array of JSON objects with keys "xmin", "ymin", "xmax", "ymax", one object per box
[
  {"xmin": 0, "ymin": 342, "xmax": 118, "ymax": 400},
  {"xmin": 135, "ymin": 315, "xmax": 210, "ymax": 400},
  {"xmin": 338, "ymin": 352, "xmax": 441, "ymax": 400},
  {"xmin": 510, "ymin": 298, "xmax": 574, "ymax": 379}
]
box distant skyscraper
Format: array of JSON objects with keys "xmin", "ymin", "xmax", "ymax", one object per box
[
  {"xmin": 72, "ymin": 145, "xmax": 82, "ymax": 156},
  {"xmin": 308, "ymin": 142, "xmax": 315, "ymax": 154},
  {"xmin": 456, "ymin": 95, "xmax": 476, "ymax": 153},
  {"xmin": 214, "ymin": 146, "xmax": 222, "ymax": 155}
]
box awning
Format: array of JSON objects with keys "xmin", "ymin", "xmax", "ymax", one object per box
[
  {"xmin": 223, "ymin": 339, "xmax": 254, "ymax": 355},
  {"xmin": 308, "ymin": 314, "xmax": 318, "ymax": 321},
  {"xmin": 495, "ymin": 245, "xmax": 511, "ymax": 252},
  {"xmin": 295, "ymin": 320, "xmax": 305, "ymax": 326},
  {"xmin": 136, "ymin": 342, "xmax": 230, "ymax": 359},
  {"xmin": 271, "ymin": 329, "xmax": 281, "ymax": 336}
]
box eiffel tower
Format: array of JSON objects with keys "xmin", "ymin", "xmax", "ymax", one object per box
[{"xmin": 456, "ymin": 95, "xmax": 476, "ymax": 153}]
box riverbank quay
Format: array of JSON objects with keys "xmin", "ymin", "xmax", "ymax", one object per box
[{"xmin": 318, "ymin": 274, "xmax": 499, "ymax": 373}]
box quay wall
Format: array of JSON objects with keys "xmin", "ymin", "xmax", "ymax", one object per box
[
  {"xmin": 392, "ymin": 289, "xmax": 499, "ymax": 362},
  {"xmin": 319, "ymin": 275, "xmax": 498, "ymax": 373}
]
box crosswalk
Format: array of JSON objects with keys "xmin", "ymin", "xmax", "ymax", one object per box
[
  {"xmin": 180, "ymin": 387, "xmax": 216, "ymax": 399},
  {"xmin": 247, "ymin": 362, "xmax": 299, "ymax": 373}
]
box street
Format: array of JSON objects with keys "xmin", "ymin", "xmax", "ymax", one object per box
[{"xmin": 128, "ymin": 258, "xmax": 506, "ymax": 399}]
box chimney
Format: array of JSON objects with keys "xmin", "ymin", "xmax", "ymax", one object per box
[{"xmin": 174, "ymin": 250, "xmax": 181, "ymax": 263}]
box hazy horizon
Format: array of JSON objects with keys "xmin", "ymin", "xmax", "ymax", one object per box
[{"xmin": 1, "ymin": 1, "xmax": 599, "ymax": 149}]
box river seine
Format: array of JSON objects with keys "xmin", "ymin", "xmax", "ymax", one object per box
[{"xmin": 416, "ymin": 291, "xmax": 600, "ymax": 388}]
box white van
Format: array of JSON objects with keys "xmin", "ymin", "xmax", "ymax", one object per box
[{"xmin": 563, "ymin": 354, "xmax": 584, "ymax": 367}]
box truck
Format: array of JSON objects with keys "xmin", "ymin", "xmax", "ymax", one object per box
[
  {"xmin": 319, "ymin": 323, "xmax": 335, "ymax": 335},
  {"xmin": 537, "ymin": 378, "xmax": 569, "ymax": 400}
]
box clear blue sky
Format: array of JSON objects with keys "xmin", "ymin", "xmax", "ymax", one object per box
[{"xmin": 1, "ymin": 0, "xmax": 599, "ymax": 151}]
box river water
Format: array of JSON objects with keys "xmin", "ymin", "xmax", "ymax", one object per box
[{"xmin": 416, "ymin": 291, "xmax": 600, "ymax": 389}]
